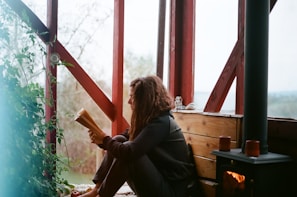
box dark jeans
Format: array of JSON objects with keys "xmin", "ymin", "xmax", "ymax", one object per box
[{"xmin": 92, "ymin": 135, "xmax": 189, "ymax": 197}]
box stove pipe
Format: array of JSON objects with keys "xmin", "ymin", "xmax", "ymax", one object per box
[{"xmin": 242, "ymin": 0, "xmax": 270, "ymax": 154}]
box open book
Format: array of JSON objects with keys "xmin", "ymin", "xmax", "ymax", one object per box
[{"xmin": 74, "ymin": 108, "xmax": 104, "ymax": 136}]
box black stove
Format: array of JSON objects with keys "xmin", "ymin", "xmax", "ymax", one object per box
[{"xmin": 213, "ymin": 149, "xmax": 293, "ymax": 197}]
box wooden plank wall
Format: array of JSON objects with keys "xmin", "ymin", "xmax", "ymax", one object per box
[
  {"xmin": 173, "ymin": 110, "xmax": 243, "ymax": 196},
  {"xmin": 267, "ymin": 117, "xmax": 297, "ymax": 157},
  {"xmin": 173, "ymin": 111, "xmax": 297, "ymax": 197}
]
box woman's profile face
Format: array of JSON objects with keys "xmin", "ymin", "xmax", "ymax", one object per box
[{"xmin": 128, "ymin": 87, "xmax": 135, "ymax": 110}]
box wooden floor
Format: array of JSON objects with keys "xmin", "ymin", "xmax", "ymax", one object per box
[{"xmin": 64, "ymin": 182, "xmax": 136, "ymax": 197}]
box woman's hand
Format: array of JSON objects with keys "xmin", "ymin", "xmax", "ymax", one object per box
[{"xmin": 88, "ymin": 129, "xmax": 107, "ymax": 145}]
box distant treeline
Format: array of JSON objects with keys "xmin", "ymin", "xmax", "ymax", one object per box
[
  {"xmin": 268, "ymin": 91, "xmax": 297, "ymax": 119},
  {"xmin": 194, "ymin": 91, "xmax": 297, "ymax": 120}
]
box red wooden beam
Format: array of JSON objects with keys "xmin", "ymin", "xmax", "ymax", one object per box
[
  {"xmin": 55, "ymin": 41, "xmax": 116, "ymax": 121},
  {"xmin": 168, "ymin": 0, "xmax": 195, "ymax": 105},
  {"xmin": 4, "ymin": 0, "xmax": 50, "ymax": 43},
  {"xmin": 235, "ymin": 55, "xmax": 245, "ymax": 114},
  {"xmin": 180, "ymin": 0, "xmax": 195, "ymax": 105},
  {"xmin": 235, "ymin": 0, "xmax": 245, "ymax": 114},
  {"xmin": 5, "ymin": 0, "xmax": 129, "ymax": 127},
  {"xmin": 168, "ymin": 0, "xmax": 181, "ymax": 98},
  {"xmin": 204, "ymin": 0, "xmax": 277, "ymax": 113},
  {"xmin": 112, "ymin": 0, "xmax": 129, "ymax": 135},
  {"xmin": 45, "ymin": 0, "xmax": 58, "ymax": 150},
  {"xmin": 203, "ymin": 34, "xmax": 244, "ymax": 112}
]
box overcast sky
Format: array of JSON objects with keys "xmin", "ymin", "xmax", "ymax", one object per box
[
  {"xmin": 24, "ymin": 0, "xmax": 297, "ymax": 93},
  {"xmin": 195, "ymin": 0, "xmax": 297, "ymax": 92}
]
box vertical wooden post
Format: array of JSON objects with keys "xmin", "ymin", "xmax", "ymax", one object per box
[
  {"xmin": 235, "ymin": 0, "xmax": 245, "ymax": 114},
  {"xmin": 112, "ymin": 0, "xmax": 125, "ymax": 135},
  {"xmin": 168, "ymin": 0, "xmax": 195, "ymax": 105},
  {"xmin": 46, "ymin": 0, "xmax": 58, "ymax": 153}
]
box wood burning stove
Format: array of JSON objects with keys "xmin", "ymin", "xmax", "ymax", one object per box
[
  {"xmin": 213, "ymin": 149, "xmax": 293, "ymax": 197},
  {"xmin": 211, "ymin": 1, "xmax": 294, "ymax": 196}
]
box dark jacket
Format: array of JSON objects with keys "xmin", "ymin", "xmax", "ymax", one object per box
[{"xmin": 101, "ymin": 111, "xmax": 194, "ymax": 181}]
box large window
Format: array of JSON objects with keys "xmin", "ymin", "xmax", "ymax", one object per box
[{"xmin": 194, "ymin": 1, "xmax": 297, "ymax": 119}]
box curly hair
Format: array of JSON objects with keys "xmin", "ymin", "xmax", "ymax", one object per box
[{"xmin": 129, "ymin": 75, "xmax": 174, "ymax": 140}]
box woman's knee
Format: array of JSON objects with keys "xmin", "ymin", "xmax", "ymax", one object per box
[{"xmin": 112, "ymin": 135, "xmax": 128, "ymax": 143}]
